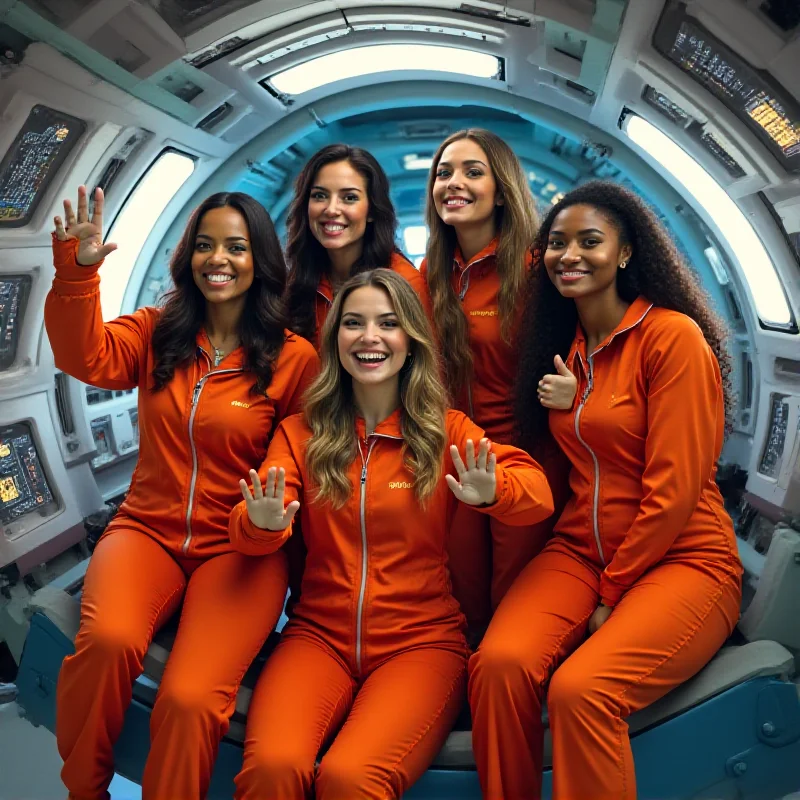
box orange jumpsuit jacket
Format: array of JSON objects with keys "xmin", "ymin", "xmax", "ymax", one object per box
[
  {"xmin": 313, "ymin": 251, "xmax": 432, "ymax": 350},
  {"xmin": 421, "ymin": 239, "xmax": 528, "ymax": 444},
  {"xmin": 229, "ymin": 409, "xmax": 554, "ymax": 673},
  {"xmin": 45, "ymin": 235, "xmax": 319, "ymax": 559},
  {"xmin": 549, "ymin": 296, "xmax": 743, "ymax": 608}
]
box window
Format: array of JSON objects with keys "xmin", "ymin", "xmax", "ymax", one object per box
[
  {"xmin": 0, "ymin": 275, "xmax": 32, "ymax": 371},
  {"xmin": 622, "ymin": 112, "xmax": 794, "ymax": 330},
  {"xmin": 101, "ymin": 149, "xmax": 196, "ymax": 322},
  {"xmin": 264, "ymin": 45, "xmax": 502, "ymax": 96},
  {"xmin": 402, "ymin": 226, "xmax": 428, "ymax": 265}
]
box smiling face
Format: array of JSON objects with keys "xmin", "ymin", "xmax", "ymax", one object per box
[
  {"xmin": 543, "ymin": 203, "xmax": 632, "ymax": 302},
  {"xmin": 308, "ymin": 160, "xmax": 370, "ymax": 261},
  {"xmin": 432, "ymin": 137, "xmax": 501, "ymax": 231},
  {"xmin": 337, "ymin": 285, "xmax": 411, "ymax": 391},
  {"xmin": 191, "ymin": 206, "xmax": 254, "ymax": 305}
]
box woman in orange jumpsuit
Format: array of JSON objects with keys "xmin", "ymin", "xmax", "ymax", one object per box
[
  {"xmin": 228, "ymin": 268, "xmax": 554, "ymax": 799},
  {"xmin": 469, "ymin": 180, "xmax": 743, "ymax": 799},
  {"xmin": 422, "ymin": 128, "xmax": 575, "ymax": 641},
  {"xmin": 284, "ymin": 143, "xmax": 431, "ymax": 350},
  {"xmin": 46, "ymin": 186, "xmax": 318, "ymax": 800}
]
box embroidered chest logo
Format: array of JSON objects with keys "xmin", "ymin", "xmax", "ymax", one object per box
[
  {"xmin": 469, "ymin": 310, "xmax": 499, "ymax": 317},
  {"xmin": 388, "ymin": 481, "xmax": 413, "ymax": 489},
  {"xmin": 230, "ymin": 400, "xmax": 251, "ymax": 409}
]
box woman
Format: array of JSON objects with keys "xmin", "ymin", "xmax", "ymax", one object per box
[
  {"xmin": 423, "ymin": 128, "xmax": 574, "ymax": 640},
  {"xmin": 284, "ymin": 143, "xmax": 431, "ymax": 349},
  {"xmin": 228, "ymin": 269, "xmax": 554, "ymax": 799},
  {"xmin": 469, "ymin": 180, "xmax": 743, "ymax": 799},
  {"xmin": 47, "ymin": 186, "xmax": 318, "ymax": 800}
]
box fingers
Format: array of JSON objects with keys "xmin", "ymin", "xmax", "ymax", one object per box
[
  {"xmin": 239, "ymin": 478, "xmax": 254, "ymax": 502},
  {"xmin": 487, "ymin": 451, "xmax": 496, "ymax": 474},
  {"xmin": 98, "ymin": 242, "xmax": 118, "ymax": 260},
  {"xmin": 63, "ymin": 198, "xmax": 76, "ymax": 228},
  {"xmin": 76, "ymin": 185, "xmax": 89, "ymax": 224},
  {"xmin": 554, "ymin": 354, "xmax": 574, "ymax": 377},
  {"xmin": 464, "ymin": 439, "xmax": 476, "ymax": 471},
  {"xmin": 53, "ymin": 216, "xmax": 68, "ymax": 240},
  {"xmin": 91, "ymin": 186, "xmax": 104, "ymax": 229},
  {"xmin": 449, "ymin": 444, "xmax": 467, "ymax": 477},
  {"xmin": 444, "ymin": 473, "xmax": 462, "ymax": 498},
  {"xmin": 276, "ymin": 467, "xmax": 286, "ymax": 500},
  {"xmin": 285, "ymin": 500, "xmax": 301, "ymax": 523},
  {"xmin": 476, "ymin": 438, "xmax": 489, "ymax": 471},
  {"xmin": 250, "ymin": 468, "xmax": 264, "ymax": 500}
]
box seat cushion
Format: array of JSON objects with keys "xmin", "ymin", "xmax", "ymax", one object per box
[{"xmin": 30, "ymin": 587, "xmax": 796, "ymax": 769}]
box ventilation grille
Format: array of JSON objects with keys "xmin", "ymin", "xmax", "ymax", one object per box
[
  {"xmin": 697, "ymin": 131, "xmax": 746, "ymax": 178},
  {"xmin": 642, "ymin": 86, "xmax": 690, "ymax": 126},
  {"xmin": 197, "ymin": 102, "xmax": 233, "ymax": 131},
  {"xmin": 54, "ymin": 372, "xmax": 75, "ymax": 436}
]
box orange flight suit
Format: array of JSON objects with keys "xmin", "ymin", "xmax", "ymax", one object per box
[
  {"xmin": 312, "ymin": 251, "xmax": 431, "ymax": 350},
  {"xmin": 423, "ymin": 241, "xmax": 569, "ymax": 638},
  {"xmin": 469, "ymin": 297, "xmax": 743, "ymax": 800},
  {"xmin": 45, "ymin": 235, "xmax": 319, "ymax": 800},
  {"xmin": 228, "ymin": 408, "xmax": 554, "ymax": 799}
]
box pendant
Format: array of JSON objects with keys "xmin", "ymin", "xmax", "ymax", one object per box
[{"xmin": 213, "ymin": 347, "xmax": 224, "ymax": 367}]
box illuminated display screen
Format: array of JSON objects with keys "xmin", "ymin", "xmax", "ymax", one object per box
[
  {"xmin": 0, "ymin": 275, "xmax": 32, "ymax": 371},
  {"xmin": 0, "ymin": 105, "xmax": 87, "ymax": 227},
  {"xmin": 654, "ymin": 3, "xmax": 800, "ymax": 173},
  {"xmin": 0, "ymin": 422, "xmax": 57, "ymax": 526}
]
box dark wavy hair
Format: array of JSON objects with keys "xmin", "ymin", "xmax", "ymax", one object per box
[
  {"xmin": 284, "ymin": 144, "xmax": 405, "ymax": 341},
  {"xmin": 515, "ymin": 180, "xmax": 733, "ymax": 451},
  {"xmin": 150, "ymin": 192, "xmax": 288, "ymax": 395}
]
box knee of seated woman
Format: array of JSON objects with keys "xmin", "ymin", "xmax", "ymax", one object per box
[{"xmin": 316, "ymin": 750, "xmax": 401, "ymax": 800}]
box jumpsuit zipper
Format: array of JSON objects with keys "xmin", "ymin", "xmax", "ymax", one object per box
[
  {"xmin": 355, "ymin": 438, "xmax": 377, "ymax": 673},
  {"xmin": 571, "ymin": 304, "xmax": 654, "ymax": 567},
  {"xmin": 354, "ymin": 432, "xmax": 403, "ymax": 673},
  {"xmin": 456, "ymin": 254, "xmax": 492, "ymax": 419},
  {"xmin": 183, "ymin": 352, "xmax": 243, "ymax": 554}
]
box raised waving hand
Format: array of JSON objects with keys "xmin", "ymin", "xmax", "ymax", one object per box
[
  {"xmin": 239, "ymin": 467, "xmax": 301, "ymax": 531},
  {"xmin": 537, "ymin": 354, "xmax": 577, "ymax": 410},
  {"xmin": 446, "ymin": 438, "xmax": 497, "ymax": 506},
  {"xmin": 54, "ymin": 185, "xmax": 118, "ymax": 266}
]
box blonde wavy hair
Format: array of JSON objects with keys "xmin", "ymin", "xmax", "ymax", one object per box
[
  {"xmin": 424, "ymin": 128, "xmax": 539, "ymax": 400},
  {"xmin": 303, "ymin": 269, "xmax": 448, "ymax": 508}
]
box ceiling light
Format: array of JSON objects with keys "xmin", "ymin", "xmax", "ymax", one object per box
[
  {"xmin": 623, "ymin": 113, "xmax": 793, "ymax": 329},
  {"xmin": 404, "ymin": 154, "xmax": 433, "ymax": 170},
  {"xmin": 266, "ymin": 44, "xmax": 501, "ymax": 96}
]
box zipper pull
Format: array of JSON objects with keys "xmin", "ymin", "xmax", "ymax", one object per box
[
  {"xmin": 191, "ymin": 381, "xmax": 202, "ymax": 406},
  {"xmin": 361, "ymin": 464, "xmax": 367, "ymax": 485}
]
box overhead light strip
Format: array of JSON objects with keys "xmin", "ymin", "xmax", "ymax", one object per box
[
  {"xmin": 265, "ymin": 44, "xmax": 502, "ymax": 96},
  {"xmin": 623, "ymin": 113, "xmax": 793, "ymax": 329}
]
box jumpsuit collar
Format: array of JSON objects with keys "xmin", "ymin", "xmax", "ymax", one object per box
[
  {"xmin": 572, "ymin": 295, "xmax": 654, "ymax": 360},
  {"xmin": 453, "ymin": 236, "xmax": 498, "ymax": 273},
  {"xmin": 355, "ymin": 407, "xmax": 404, "ymax": 440}
]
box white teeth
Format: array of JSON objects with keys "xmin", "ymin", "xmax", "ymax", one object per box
[
  {"xmin": 561, "ymin": 271, "xmax": 588, "ymax": 277},
  {"xmin": 355, "ymin": 353, "xmax": 388, "ymax": 362},
  {"xmin": 323, "ymin": 224, "xmax": 346, "ymax": 231},
  {"xmin": 206, "ymin": 274, "xmax": 233, "ymax": 283},
  {"xmin": 445, "ymin": 199, "xmax": 469, "ymax": 206}
]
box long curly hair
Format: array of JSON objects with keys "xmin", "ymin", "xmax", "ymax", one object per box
[
  {"xmin": 515, "ymin": 180, "xmax": 733, "ymax": 451},
  {"xmin": 284, "ymin": 144, "xmax": 405, "ymax": 342},
  {"xmin": 150, "ymin": 192, "xmax": 287, "ymax": 395},
  {"xmin": 424, "ymin": 128, "xmax": 539, "ymax": 400},
  {"xmin": 303, "ymin": 269, "xmax": 447, "ymax": 508}
]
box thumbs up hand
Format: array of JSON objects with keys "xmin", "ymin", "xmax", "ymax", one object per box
[{"xmin": 537, "ymin": 355, "xmax": 578, "ymax": 410}]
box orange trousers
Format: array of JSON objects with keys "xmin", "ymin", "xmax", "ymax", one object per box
[
  {"xmin": 468, "ymin": 547, "xmax": 741, "ymax": 800},
  {"xmin": 448, "ymin": 505, "xmax": 549, "ymax": 643},
  {"xmin": 56, "ymin": 526, "xmax": 288, "ymax": 800},
  {"xmin": 234, "ymin": 636, "xmax": 466, "ymax": 799}
]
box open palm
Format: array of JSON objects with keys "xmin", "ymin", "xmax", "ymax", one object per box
[
  {"xmin": 445, "ymin": 438, "xmax": 497, "ymax": 506},
  {"xmin": 239, "ymin": 467, "xmax": 300, "ymax": 531},
  {"xmin": 54, "ymin": 185, "xmax": 118, "ymax": 266}
]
